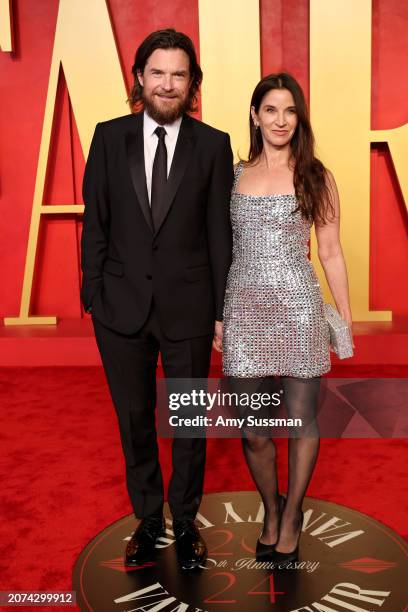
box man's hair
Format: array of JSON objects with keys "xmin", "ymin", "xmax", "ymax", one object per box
[{"xmin": 129, "ymin": 28, "xmax": 203, "ymax": 113}]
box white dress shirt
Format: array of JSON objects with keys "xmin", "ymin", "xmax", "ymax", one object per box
[{"xmin": 143, "ymin": 110, "xmax": 182, "ymax": 203}]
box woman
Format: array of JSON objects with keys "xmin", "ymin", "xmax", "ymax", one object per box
[{"xmin": 222, "ymin": 73, "xmax": 352, "ymax": 563}]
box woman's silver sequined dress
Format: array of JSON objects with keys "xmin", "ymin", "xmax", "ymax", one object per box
[{"xmin": 222, "ymin": 162, "xmax": 331, "ymax": 379}]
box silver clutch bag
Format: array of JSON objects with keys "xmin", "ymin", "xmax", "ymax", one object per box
[{"xmin": 324, "ymin": 303, "xmax": 353, "ymax": 359}]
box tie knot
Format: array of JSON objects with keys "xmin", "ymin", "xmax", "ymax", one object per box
[{"xmin": 154, "ymin": 126, "xmax": 166, "ymax": 140}]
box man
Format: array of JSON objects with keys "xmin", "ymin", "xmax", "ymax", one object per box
[{"xmin": 81, "ymin": 29, "xmax": 233, "ymax": 569}]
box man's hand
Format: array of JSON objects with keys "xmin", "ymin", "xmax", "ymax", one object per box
[{"xmin": 212, "ymin": 321, "xmax": 223, "ymax": 352}]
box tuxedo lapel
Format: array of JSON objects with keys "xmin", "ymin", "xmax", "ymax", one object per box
[
  {"xmin": 153, "ymin": 114, "xmax": 195, "ymax": 236},
  {"xmin": 125, "ymin": 113, "xmax": 154, "ymax": 233}
]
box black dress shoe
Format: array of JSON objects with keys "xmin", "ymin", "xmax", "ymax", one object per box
[
  {"xmin": 124, "ymin": 516, "xmax": 165, "ymax": 566},
  {"xmin": 272, "ymin": 509, "xmax": 304, "ymax": 564},
  {"xmin": 255, "ymin": 493, "xmax": 286, "ymax": 560},
  {"xmin": 173, "ymin": 519, "xmax": 207, "ymax": 570}
]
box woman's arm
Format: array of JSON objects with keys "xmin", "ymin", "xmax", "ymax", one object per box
[{"xmin": 315, "ymin": 170, "xmax": 353, "ymax": 337}]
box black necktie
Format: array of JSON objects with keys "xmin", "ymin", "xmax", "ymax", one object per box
[{"xmin": 151, "ymin": 126, "xmax": 167, "ymax": 231}]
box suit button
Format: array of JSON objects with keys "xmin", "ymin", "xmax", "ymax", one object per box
[{"xmin": 146, "ymin": 274, "xmax": 152, "ymax": 280}]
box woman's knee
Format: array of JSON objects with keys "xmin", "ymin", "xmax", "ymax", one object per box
[{"xmin": 243, "ymin": 433, "xmax": 273, "ymax": 453}]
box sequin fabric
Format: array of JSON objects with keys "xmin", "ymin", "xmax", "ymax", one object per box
[{"xmin": 222, "ymin": 162, "xmax": 331, "ymax": 378}]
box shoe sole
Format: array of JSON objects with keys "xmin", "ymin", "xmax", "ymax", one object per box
[{"xmin": 124, "ymin": 558, "xmax": 155, "ymax": 568}]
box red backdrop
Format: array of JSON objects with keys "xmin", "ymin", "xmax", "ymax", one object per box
[{"xmin": 0, "ymin": 0, "xmax": 407, "ymax": 322}]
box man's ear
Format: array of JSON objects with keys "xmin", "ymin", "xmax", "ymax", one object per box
[{"xmin": 136, "ymin": 69, "xmax": 144, "ymax": 88}]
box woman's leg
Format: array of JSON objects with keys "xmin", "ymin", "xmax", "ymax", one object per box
[
  {"xmin": 275, "ymin": 376, "xmax": 321, "ymax": 553},
  {"xmin": 228, "ymin": 377, "xmax": 280, "ymax": 545}
]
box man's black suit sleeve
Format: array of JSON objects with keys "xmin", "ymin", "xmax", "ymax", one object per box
[
  {"xmin": 206, "ymin": 133, "xmax": 234, "ymax": 321},
  {"xmin": 80, "ymin": 123, "xmax": 110, "ymax": 312}
]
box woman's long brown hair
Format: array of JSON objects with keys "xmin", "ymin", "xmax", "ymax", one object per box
[{"xmin": 247, "ymin": 73, "xmax": 335, "ymax": 224}]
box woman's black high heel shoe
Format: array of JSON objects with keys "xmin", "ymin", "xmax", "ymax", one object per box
[
  {"xmin": 255, "ymin": 494, "xmax": 286, "ymax": 560},
  {"xmin": 272, "ymin": 508, "xmax": 304, "ymax": 564}
]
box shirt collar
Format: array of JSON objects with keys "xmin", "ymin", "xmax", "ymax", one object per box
[{"xmin": 143, "ymin": 110, "xmax": 183, "ymax": 139}]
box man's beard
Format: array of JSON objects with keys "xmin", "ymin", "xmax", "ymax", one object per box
[{"xmin": 142, "ymin": 90, "xmax": 189, "ymax": 124}]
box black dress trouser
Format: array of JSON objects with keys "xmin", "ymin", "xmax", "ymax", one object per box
[{"xmin": 92, "ymin": 302, "xmax": 213, "ymax": 520}]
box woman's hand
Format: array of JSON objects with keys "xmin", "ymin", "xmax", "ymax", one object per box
[
  {"xmin": 339, "ymin": 308, "xmax": 354, "ymax": 348},
  {"xmin": 213, "ymin": 321, "xmax": 223, "ymax": 352}
]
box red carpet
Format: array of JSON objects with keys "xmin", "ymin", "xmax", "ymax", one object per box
[{"xmin": 0, "ymin": 366, "xmax": 407, "ymax": 609}]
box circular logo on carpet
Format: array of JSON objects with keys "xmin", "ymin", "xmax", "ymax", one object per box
[{"xmin": 73, "ymin": 492, "xmax": 407, "ymax": 611}]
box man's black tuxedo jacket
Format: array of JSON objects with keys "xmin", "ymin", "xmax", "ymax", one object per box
[{"xmin": 80, "ymin": 112, "xmax": 234, "ymax": 339}]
